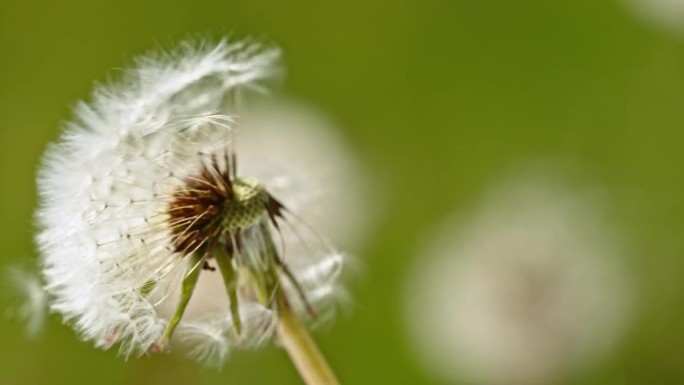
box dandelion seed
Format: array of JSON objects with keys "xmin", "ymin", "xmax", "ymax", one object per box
[
  {"xmin": 4, "ymin": 265, "xmax": 48, "ymax": 338},
  {"xmin": 35, "ymin": 39, "xmax": 356, "ymax": 378}
]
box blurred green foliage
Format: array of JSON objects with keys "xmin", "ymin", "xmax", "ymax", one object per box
[{"xmin": 2, "ymin": 0, "xmax": 684, "ymax": 384}]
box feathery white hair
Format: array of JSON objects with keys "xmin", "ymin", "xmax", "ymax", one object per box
[{"xmin": 35, "ymin": 39, "xmax": 351, "ymax": 364}]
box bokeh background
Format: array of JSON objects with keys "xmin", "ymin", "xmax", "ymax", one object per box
[{"xmin": 2, "ymin": 0, "xmax": 684, "ymax": 384}]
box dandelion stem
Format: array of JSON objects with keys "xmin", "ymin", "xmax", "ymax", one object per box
[
  {"xmin": 214, "ymin": 244, "xmax": 242, "ymax": 335},
  {"xmin": 277, "ymin": 301, "xmax": 340, "ymax": 385},
  {"xmin": 152, "ymin": 252, "xmax": 203, "ymax": 351}
]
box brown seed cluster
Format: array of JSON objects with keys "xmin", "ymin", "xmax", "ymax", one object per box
[
  {"xmin": 167, "ymin": 163, "xmax": 232, "ymax": 254},
  {"xmin": 166, "ymin": 159, "xmax": 284, "ymax": 255}
]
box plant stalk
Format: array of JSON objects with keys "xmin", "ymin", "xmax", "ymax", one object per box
[{"xmin": 277, "ymin": 302, "xmax": 340, "ymax": 385}]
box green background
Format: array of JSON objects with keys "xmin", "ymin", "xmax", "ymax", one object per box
[{"xmin": 2, "ymin": 0, "xmax": 684, "ymax": 384}]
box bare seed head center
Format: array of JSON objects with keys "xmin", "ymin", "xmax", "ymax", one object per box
[
  {"xmin": 167, "ymin": 162, "xmax": 270, "ymax": 254},
  {"xmin": 223, "ymin": 178, "xmax": 268, "ymax": 231}
]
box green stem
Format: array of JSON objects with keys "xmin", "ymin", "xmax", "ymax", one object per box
[
  {"xmin": 152, "ymin": 253, "xmax": 203, "ymax": 351},
  {"xmin": 214, "ymin": 245, "xmax": 242, "ymax": 334},
  {"xmin": 277, "ymin": 301, "xmax": 340, "ymax": 385}
]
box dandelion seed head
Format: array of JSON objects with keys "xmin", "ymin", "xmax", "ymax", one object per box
[
  {"xmin": 405, "ymin": 171, "xmax": 634, "ymax": 384},
  {"xmin": 35, "ymin": 39, "xmax": 359, "ymax": 364},
  {"xmin": 625, "ymin": 0, "xmax": 684, "ymax": 36}
]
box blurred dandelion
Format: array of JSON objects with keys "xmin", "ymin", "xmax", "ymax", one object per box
[
  {"xmin": 34, "ymin": 39, "xmax": 363, "ymax": 383},
  {"xmin": 405, "ymin": 171, "xmax": 634, "ymax": 384},
  {"xmin": 625, "ymin": 0, "xmax": 684, "ymax": 35}
]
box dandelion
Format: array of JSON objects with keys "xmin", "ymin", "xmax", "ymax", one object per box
[
  {"xmin": 405, "ymin": 172, "xmax": 634, "ymax": 384},
  {"xmin": 35, "ymin": 39, "xmax": 354, "ymax": 383},
  {"xmin": 624, "ymin": 0, "xmax": 684, "ymax": 36}
]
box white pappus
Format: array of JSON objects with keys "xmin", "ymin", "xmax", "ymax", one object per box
[{"xmin": 34, "ymin": 39, "xmax": 355, "ymax": 366}]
